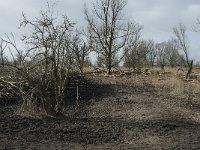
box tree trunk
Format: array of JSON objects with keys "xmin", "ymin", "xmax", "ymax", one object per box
[
  {"xmin": 107, "ymin": 58, "xmax": 112, "ymax": 75},
  {"xmin": 128, "ymin": 63, "xmax": 131, "ymax": 72},
  {"xmin": 107, "ymin": 67, "xmax": 112, "ymax": 75},
  {"xmin": 186, "ymin": 60, "xmax": 193, "ymax": 79},
  {"xmin": 161, "ymin": 64, "xmax": 165, "ymax": 71},
  {"xmin": 151, "ymin": 61, "xmax": 154, "ymax": 68},
  {"xmin": 79, "ymin": 63, "xmax": 84, "ymax": 74}
]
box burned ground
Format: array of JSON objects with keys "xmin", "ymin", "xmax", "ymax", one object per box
[{"xmin": 1, "ymin": 74, "xmax": 200, "ymax": 149}]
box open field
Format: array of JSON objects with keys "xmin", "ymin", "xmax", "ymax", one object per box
[
  {"xmin": 1, "ymin": 69, "xmax": 200, "ymax": 149},
  {"xmin": 1, "ymin": 0, "xmax": 200, "ymax": 149}
]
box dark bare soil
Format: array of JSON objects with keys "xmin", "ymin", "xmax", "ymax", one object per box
[{"xmin": 1, "ymin": 75, "xmax": 200, "ymax": 149}]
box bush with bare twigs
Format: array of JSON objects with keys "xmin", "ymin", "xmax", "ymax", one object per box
[{"xmin": 0, "ymin": 4, "xmax": 77, "ymax": 117}]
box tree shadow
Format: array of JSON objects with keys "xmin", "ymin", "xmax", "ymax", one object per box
[{"xmin": 64, "ymin": 75, "xmax": 116, "ymax": 106}]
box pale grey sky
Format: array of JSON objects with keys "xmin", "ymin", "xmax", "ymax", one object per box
[{"xmin": 0, "ymin": 0, "xmax": 200, "ymax": 61}]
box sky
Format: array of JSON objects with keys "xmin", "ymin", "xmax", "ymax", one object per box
[{"xmin": 0, "ymin": 0, "xmax": 200, "ymax": 62}]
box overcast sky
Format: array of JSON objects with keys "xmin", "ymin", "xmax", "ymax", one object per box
[{"xmin": 0, "ymin": 0, "xmax": 200, "ymax": 61}]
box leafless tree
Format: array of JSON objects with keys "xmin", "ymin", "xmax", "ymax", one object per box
[
  {"xmin": 173, "ymin": 23, "xmax": 193, "ymax": 78},
  {"xmin": 156, "ymin": 42, "xmax": 167, "ymax": 70},
  {"xmin": 165, "ymin": 39, "xmax": 180, "ymax": 68},
  {"xmin": 124, "ymin": 23, "xmax": 143, "ymax": 71},
  {"xmin": 192, "ymin": 18, "xmax": 200, "ymax": 32},
  {"xmin": 96, "ymin": 54, "xmax": 105, "ymax": 68},
  {"xmin": 0, "ymin": 40, "xmax": 7, "ymax": 66},
  {"xmin": 1, "ymin": 4, "xmax": 75, "ymax": 115},
  {"xmin": 70, "ymin": 33, "xmax": 91, "ymax": 73},
  {"xmin": 146, "ymin": 40, "xmax": 156, "ymax": 67},
  {"xmin": 84, "ymin": 0, "xmax": 132, "ymax": 75},
  {"xmin": 125, "ymin": 40, "xmax": 152, "ymax": 71}
]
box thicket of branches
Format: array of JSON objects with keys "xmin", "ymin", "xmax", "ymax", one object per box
[{"xmin": 0, "ymin": 4, "xmax": 92, "ymax": 116}]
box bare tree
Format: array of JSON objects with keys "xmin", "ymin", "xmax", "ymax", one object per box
[
  {"xmin": 165, "ymin": 39, "xmax": 180, "ymax": 68},
  {"xmin": 70, "ymin": 33, "xmax": 91, "ymax": 73},
  {"xmin": 173, "ymin": 23, "xmax": 193, "ymax": 78},
  {"xmin": 84, "ymin": 0, "xmax": 132, "ymax": 75},
  {"xmin": 124, "ymin": 23, "xmax": 143, "ymax": 71},
  {"xmin": 156, "ymin": 42, "xmax": 167, "ymax": 70},
  {"xmin": 192, "ymin": 18, "xmax": 200, "ymax": 32},
  {"xmin": 146, "ymin": 40, "xmax": 156, "ymax": 67},
  {"xmin": 96, "ymin": 54, "xmax": 104, "ymax": 68},
  {"xmin": 1, "ymin": 4, "xmax": 75, "ymax": 115},
  {"xmin": 125, "ymin": 39, "xmax": 152, "ymax": 71},
  {"xmin": 0, "ymin": 40, "xmax": 7, "ymax": 66}
]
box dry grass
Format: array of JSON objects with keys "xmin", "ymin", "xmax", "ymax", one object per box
[
  {"xmin": 194, "ymin": 81, "xmax": 200, "ymax": 94},
  {"xmin": 168, "ymin": 76, "xmax": 185, "ymax": 96},
  {"xmin": 2, "ymin": 67, "xmax": 200, "ymax": 149}
]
